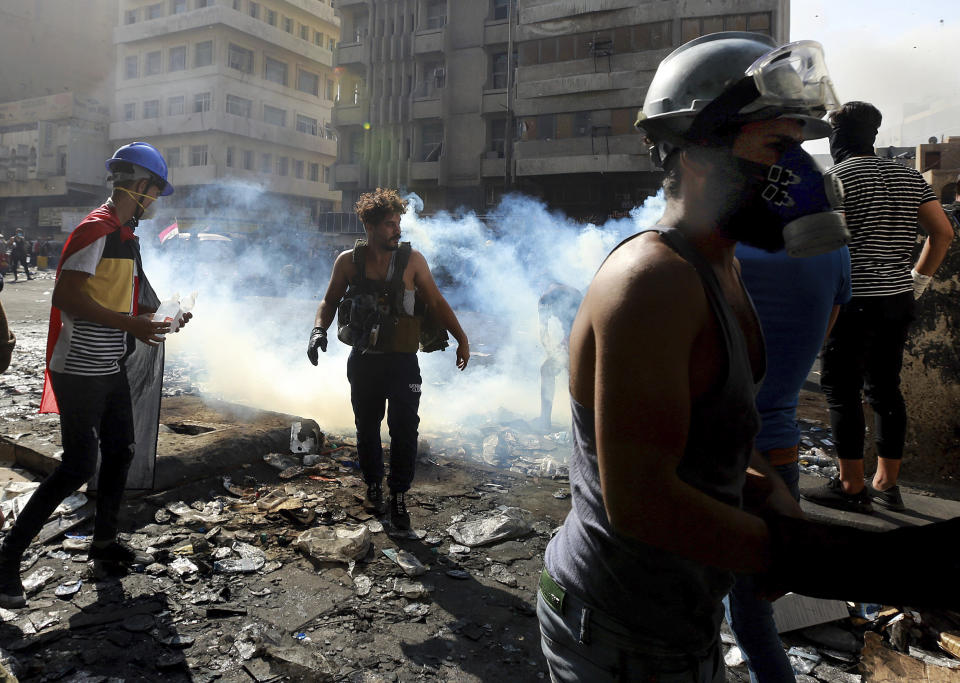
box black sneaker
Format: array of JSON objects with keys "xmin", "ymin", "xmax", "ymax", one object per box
[
  {"xmin": 864, "ymin": 481, "xmax": 906, "ymax": 511},
  {"xmin": 389, "ymin": 492, "xmax": 410, "ymax": 531},
  {"xmin": 0, "ymin": 553, "xmax": 26, "ymax": 609},
  {"xmin": 801, "ymin": 477, "xmax": 874, "ymax": 514},
  {"xmin": 88, "ymin": 540, "xmax": 154, "ymax": 567},
  {"xmin": 364, "ymin": 482, "xmax": 387, "ymax": 515}
]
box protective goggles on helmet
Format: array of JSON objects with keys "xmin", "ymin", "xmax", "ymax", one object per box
[
  {"xmin": 742, "ymin": 40, "xmax": 839, "ymax": 114},
  {"xmin": 684, "ymin": 40, "xmax": 838, "ymax": 145}
]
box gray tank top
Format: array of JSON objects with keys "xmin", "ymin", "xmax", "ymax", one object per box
[{"xmin": 544, "ymin": 227, "xmax": 763, "ymax": 657}]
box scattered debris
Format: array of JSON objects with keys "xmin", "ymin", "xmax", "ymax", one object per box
[
  {"xmin": 447, "ymin": 506, "xmax": 533, "ymax": 547},
  {"xmin": 296, "ymin": 524, "xmax": 371, "ymax": 563}
]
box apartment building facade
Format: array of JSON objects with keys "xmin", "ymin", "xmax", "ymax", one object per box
[
  {"xmin": 112, "ymin": 0, "xmax": 342, "ymax": 232},
  {"xmin": 331, "ymin": 0, "xmax": 788, "ymax": 217}
]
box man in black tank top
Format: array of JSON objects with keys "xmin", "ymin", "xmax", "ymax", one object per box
[
  {"xmin": 307, "ymin": 189, "xmax": 470, "ymax": 532},
  {"xmin": 539, "ymin": 34, "xmax": 960, "ymax": 683}
]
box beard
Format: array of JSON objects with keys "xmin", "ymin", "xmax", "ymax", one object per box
[{"xmin": 707, "ymin": 154, "xmax": 786, "ymax": 253}]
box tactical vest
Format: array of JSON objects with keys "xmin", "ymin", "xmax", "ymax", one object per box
[{"xmin": 337, "ymin": 240, "xmax": 449, "ymax": 354}]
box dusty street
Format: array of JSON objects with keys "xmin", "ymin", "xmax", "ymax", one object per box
[{"xmin": 3, "ymin": 277, "xmax": 960, "ymax": 682}]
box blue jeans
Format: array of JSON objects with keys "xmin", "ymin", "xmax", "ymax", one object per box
[
  {"xmin": 723, "ymin": 462, "xmax": 800, "ymax": 683},
  {"xmin": 538, "ymin": 590, "xmax": 724, "ymax": 682}
]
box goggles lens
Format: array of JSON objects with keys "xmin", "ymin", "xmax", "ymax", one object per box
[{"xmin": 746, "ymin": 40, "xmax": 839, "ymax": 112}]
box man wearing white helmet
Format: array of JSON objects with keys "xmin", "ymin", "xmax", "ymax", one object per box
[
  {"xmin": 536, "ymin": 33, "xmax": 960, "ymax": 682},
  {"xmin": 0, "ymin": 142, "xmax": 190, "ymax": 608}
]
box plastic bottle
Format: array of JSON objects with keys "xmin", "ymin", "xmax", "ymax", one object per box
[
  {"xmin": 153, "ymin": 293, "xmax": 181, "ymax": 339},
  {"xmin": 180, "ymin": 291, "xmax": 198, "ymax": 314}
]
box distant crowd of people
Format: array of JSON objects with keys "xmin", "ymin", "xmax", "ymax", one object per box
[{"xmin": 0, "ymin": 230, "xmax": 61, "ymax": 284}]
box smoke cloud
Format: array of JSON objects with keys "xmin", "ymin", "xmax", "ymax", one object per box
[{"xmin": 140, "ymin": 186, "xmax": 666, "ymax": 435}]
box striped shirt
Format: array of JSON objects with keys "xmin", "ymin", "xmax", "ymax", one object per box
[
  {"xmin": 829, "ymin": 155, "xmax": 937, "ymax": 297},
  {"xmin": 49, "ymin": 228, "xmax": 137, "ymax": 376}
]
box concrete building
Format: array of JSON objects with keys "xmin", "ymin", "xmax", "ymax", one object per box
[
  {"xmin": 330, "ymin": 0, "xmax": 788, "ymax": 218},
  {"xmin": 917, "ymin": 136, "xmax": 960, "ymax": 204},
  {"xmin": 0, "ymin": 94, "xmax": 113, "ymax": 237},
  {"xmin": 0, "ymin": 1, "xmax": 117, "ymax": 237},
  {"xmin": 111, "ymin": 0, "xmax": 342, "ymax": 233}
]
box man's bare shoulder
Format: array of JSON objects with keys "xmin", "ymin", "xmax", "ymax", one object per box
[{"xmin": 590, "ymin": 232, "xmax": 705, "ymax": 322}]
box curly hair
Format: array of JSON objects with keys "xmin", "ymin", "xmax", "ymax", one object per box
[{"xmin": 354, "ymin": 188, "xmax": 408, "ymax": 227}]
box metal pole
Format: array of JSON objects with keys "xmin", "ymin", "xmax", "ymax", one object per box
[{"xmin": 503, "ymin": 0, "xmax": 515, "ymax": 193}]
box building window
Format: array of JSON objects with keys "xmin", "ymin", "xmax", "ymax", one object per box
[
  {"xmin": 329, "ymin": 37, "xmax": 336, "ymax": 50},
  {"xmin": 171, "ymin": 0, "xmax": 187, "ymax": 14},
  {"xmin": 123, "ymin": 103, "xmax": 136, "ymax": 121},
  {"xmin": 425, "ymin": 0, "xmax": 446, "ymax": 29},
  {"xmin": 194, "ymin": 91, "xmax": 212, "ymax": 112},
  {"xmin": 248, "ymin": 1, "xmax": 259, "ymax": 19},
  {"xmin": 297, "ymin": 69, "xmax": 319, "ymax": 96},
  {"xmin": 265, "ymin": 8, "xmax": 276, "ymax": 26},
  {"xmin": 491, "ymin": 51, "xmax": 508, "ymax": 89},
  {"xmin": 264, "ymin": 57, "xmax": 288, "ymax": 85},
  {"xmin": 264, "ymin": 105, "xmax": 286, "ymax": 126},
  {"xmin": 420, "ymin": 122, "xmax": 443, "ymax": 161},
  {"xmin": 536, "ymin": 114, "xmax": 556, "ymax": 139},
  {"xmin": 277, "ymin": 156, "xmax": 288, "ymax": 176},
  {"xmin": 143, "ymin": 100, "xmax": 160, "ymax": 119},
  {"xmin": 349, "ymin": 132, "xmax": 364, "ymax": 163},
  {"xmin": 242, "ymin": 150, "xmax": 254, "ymax": 170},
  {"xmin": 196, "ymin": 0, "xmax": 212, "ymax": 7},
  {"xmin": 166, "ymin": 147, "xmax": 181, "ymax": 168},
  {"xmin": 314, "ymin": 31, "xmax": 323, "ymax": 46},
  {"xmin": 146, "ymin": 3, "xmax": 164, "ymax": 19},
  {"xmin": 145, "ymin": 51, "xmax": 162, "ymax": 76},
  {"xmin": 124, "ymin": 9, "xmax": 138, "ymax": 24},
  {"xmin": 299, "ymin": 24, "xmax": 309, "ymax": 40},
  {"xmin": 190, "ymin": 145, "xmax": 208, "ymax": 166},
  {"xmin": 296, "ymin": 114, "xmax": 318, "ymax": 135},
  {"xmin": 232, "ymin": 0, "xmax": 241, "ymax": 9},
  {"xmin": 169, "ymin": 46, "xmax": 187, "ymax": 71},
  {"xmin": 633, "ymin": 20, "xmax": 672, "ymax": 51},
  {"xmin": 323, "ymin": 165, "xmax": 330, "ymax": 183},
  {"xmin": 293, "ymin": 159, "xmax": 305, "ymax": 178},
  {"xmin": 195, "ymin": 40, "xmax": 213, "ymax": 67},
  {"xmin": 124, "ymin": 56, "xmax": 138, "ymax": 79},
  {"xmin": 283, "ymin": 17, "xmax": 293, "ymax": 33},
  {"xmin": 309, "ymin": 163, "xmax": 319, "ymax": 181},
  {"xmin": 492, "ymin": 0, "xmax": 508, "ymax": 21},
  {"xmin": 168, "ymin": 96, "xmax": 185, "ymax": 115},
  {"xmin": 226, "ymin": 146, "xmax": 234, "ymax": 167},
  {"xmin": 260, "ymin": 153, "xmax": 272, "ymax": 173},
  {"xmin": 226, "ymin": 94, "xmax": 253, "ymax": 117},
  {"xmin": 325, "ymin": 78, "xmax": 334, "ymax": 100},
  {"xmin": 228, "ymin": 43, "xmax": 254, "ymax": 73},
  {"xmin": 489, "ymin": 118, "xmax": 505, "ymax": 157}
]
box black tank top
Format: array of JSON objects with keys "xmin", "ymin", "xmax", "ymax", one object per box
[{"xmin": 544, "ymin": 227, "xmax": 763, "ymax": 657}]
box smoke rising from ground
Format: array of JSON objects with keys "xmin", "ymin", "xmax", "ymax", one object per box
[{"xmin": 140, "ymin": 186, "xmax": 666, "ymax": 434}]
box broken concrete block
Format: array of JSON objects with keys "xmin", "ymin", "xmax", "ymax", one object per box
[
  {"xmin": 214, "ymin": 542, "xmax": 266, "ymax": 574},
  {"xmin": 296, "ymin": 524, "xmax": 370, "ymax": 564},
  {"xmin": 446, "ymin": 507, "xmax": 533, "ymax": 547},
  {"xmin": 22, "ymin": 566, "xmax": 55, "ymax": 594}
]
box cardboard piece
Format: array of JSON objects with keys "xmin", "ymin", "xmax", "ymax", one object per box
[{"xmin": 771, "ymin": 592, "xmax": 849, "ymax": 633}]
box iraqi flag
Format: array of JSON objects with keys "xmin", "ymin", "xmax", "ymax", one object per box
[{"xmin": 158, "ymin": 221, "xmax": 179, "ymax": 244}]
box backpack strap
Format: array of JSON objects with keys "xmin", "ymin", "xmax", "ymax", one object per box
[
  {"xmin": 351, "ymin": 239, "xmax": 367, "ymax": 282},
  {"xmin": 390, "ymin": 242, "xmax": 412, "ymax": 316}
]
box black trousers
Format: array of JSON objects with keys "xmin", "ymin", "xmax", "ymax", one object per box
[
  {"xmin": 820, "ymin": 292, "xmax": 915, "ymax": 461},
  {"xmin": 347, "ymin": 351, "xmax": 421, "ymax": 493},
  {"xmin": 9, "ymin": 254, "xmax": 31, "ymax": 279},
  {"xmin": 1, "ymin": 371, "xmax": 136, "ymax": 558}
]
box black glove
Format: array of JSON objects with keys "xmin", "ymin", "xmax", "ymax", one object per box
[
  {"xmin": 764, "ymin": 514, "xmax": 960, "ymax": 610},
  {"xmin": 307, "ymin": 327, "xmax": 327, "ymax": 366}
]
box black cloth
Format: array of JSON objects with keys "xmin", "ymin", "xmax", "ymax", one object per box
[
  {"xmin": 1, "ymin": 370, "xmax": 136, "ymax": 557},
  {"xmin": 820, "ymin": 292, "xmax": 915, "ymax": 461},
  {"xmin": 347, "ymin": 351, "xmax": 421, "ymax": 493},
  {"xmin": 829, "ymin": 126, "xmax": 878, "ymax": 164}
]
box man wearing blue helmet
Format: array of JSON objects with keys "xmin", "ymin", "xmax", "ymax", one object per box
[
  {"xmin": 0, "ymin": 142, "xmax": 188, "ymax": 608},
  {"xmin": 537, "ymin": 33, "xmax": 960, "ymax": 683}
]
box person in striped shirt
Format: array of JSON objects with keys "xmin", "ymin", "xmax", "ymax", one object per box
[{"xmin": 801, "ymin": 102, "xmax": 954, "ymax": 514}]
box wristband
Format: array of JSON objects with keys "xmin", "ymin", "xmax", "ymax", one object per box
[{"xmin": 910, "ymin": 268, "xmax": 932, "ymax": 299}]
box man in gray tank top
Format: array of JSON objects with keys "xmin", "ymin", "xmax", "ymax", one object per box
[{"xmin": 541, "ymin": 33, "xmax": 960, "ymax": 683}]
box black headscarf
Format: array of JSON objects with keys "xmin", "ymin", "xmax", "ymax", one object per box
[{"xmin": 829, "ymin": 124, "xmax": 878, "ymax": 163}]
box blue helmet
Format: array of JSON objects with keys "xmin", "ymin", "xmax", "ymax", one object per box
[{"xmin": 105, "ymin": 142, "xmax": 174, "ymax": 196}]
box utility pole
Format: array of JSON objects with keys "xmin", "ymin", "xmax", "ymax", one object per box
[{"xmin": 503, "ymin": 0, "xmax": 516, "ymax": 193}]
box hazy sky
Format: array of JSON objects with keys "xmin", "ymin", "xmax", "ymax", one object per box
[{"xmin": 791, "ymin": 0, "xmax": 959, "ymax": 149}]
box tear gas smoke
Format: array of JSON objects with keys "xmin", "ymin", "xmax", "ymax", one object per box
[{"xmin": 140, "ymin": 184, "xmax": 666, "ymax": 434}]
